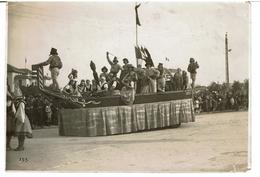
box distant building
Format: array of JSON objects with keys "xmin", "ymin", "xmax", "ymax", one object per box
[{"xmin": 7, "ymin": 64, "xmax": 37, "ymax": 92}]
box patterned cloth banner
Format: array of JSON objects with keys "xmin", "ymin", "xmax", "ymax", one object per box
[{"xmin": 59, "ymin": 99, "xmax": 195, "ymax": 137}]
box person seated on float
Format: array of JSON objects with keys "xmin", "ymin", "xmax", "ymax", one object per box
[
  {"xmin": 77, "ymin": 80, "xmax": 86, "ymax": 94},
  {"xmin": 63, "ymin": 69, "xmax": 78, "ymax": 95},
  {"xmin": 91, "ymin": 79, "xmax": 100, "ymax": 92},
  {"xmin": 85, "ymin": 79, "xmax": 92, "ymax": 92},
  {"xmin": 143, "ymin": 62, "xmax": 160, "ymax": 93},
  {"xmin": 100, "ymin": 76, "xmax": 109, "ymax": 91},
  {"xmin": 107, "ymin": 72, "xmax": 120, "ymax": 91},
  {"xmin": 106, "ymin": 51, "xmax": 122, "ymax": 77},
  {"xmin": 172, "ymin": 68, "xmax": 183, "ymax": 91},
  {"xmin": 157, "ymin": 63, "xmax": 166, "ymax": 92},
  {"xmin": 100, "ymin": 66, "xmax": 109, "ymax": 81}
]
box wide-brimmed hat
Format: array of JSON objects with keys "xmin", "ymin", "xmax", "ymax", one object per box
[
  {"xmin": 50, "ymin": 48, "xmax": 58, "ymax": 55},
  {"xmin": 101, "ymin": 66, "xmax": 108, "ymax": 72}
]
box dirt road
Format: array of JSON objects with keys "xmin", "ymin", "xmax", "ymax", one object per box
[{"xmin": 6, "ymin": 111, "xmax": 249, "ymax": 172}]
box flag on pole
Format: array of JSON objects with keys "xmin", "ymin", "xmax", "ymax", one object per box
[{"xmin": 135, "ymin": 3, "xmax": 141, "ymax": 26}]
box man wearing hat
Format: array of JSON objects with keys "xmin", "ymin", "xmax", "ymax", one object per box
[
  {"xmin": 39, "ymin": 48, "xmax": 62, "ymax": 91},
  {"xmin": 106, "ymin": 52, "xmax": 122, "ymax": 77},
  {"xmin": 187, "ymin": 57, "xmax": 199, "ymax": 89}
]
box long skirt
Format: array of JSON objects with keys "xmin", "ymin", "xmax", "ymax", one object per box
[
  {"xmin": 15, "ymin": 115, "xmax": 33, "ymax": 138},
  {"xmin": 6, "ymin": 112, "xmax": 15, "ymax": 137}
]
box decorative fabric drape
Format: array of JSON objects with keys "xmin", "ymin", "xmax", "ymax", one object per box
[{"xmin": 59, "ymin": 99, "xmax": 194, "ymax": 137}]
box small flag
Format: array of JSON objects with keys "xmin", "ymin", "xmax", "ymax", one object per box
[{"xmin": 135, "ymin": 3, "xmax": 141, "ymax": 26}]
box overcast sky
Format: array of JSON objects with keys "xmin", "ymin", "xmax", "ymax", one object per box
[{"xmin": 7, "ymin": 1, "xmax": 249, "ymax": 87}]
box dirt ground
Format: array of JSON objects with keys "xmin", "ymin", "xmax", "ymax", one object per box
[{"xmin": 6, "ymin": 111, "xmax": 249, "ymax": 172}]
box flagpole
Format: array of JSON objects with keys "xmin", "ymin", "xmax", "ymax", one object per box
[{"xmin": 135, "ymin": 2, "xmax": 138, "ymax": 67}]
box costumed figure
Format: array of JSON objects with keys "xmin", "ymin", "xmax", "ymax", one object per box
[
  {"xmin": 143, "ymin": 62, "xmax": 160, "ymax": 93},
  {"xmin": 182, "ymin": 70, "xmax": 189, "ymax": 90},
  {"xmin": 107, "ymin": 72, "xmax": 120, "ymax": 91},
  {"xmin": 63, "ymin": 69, "xmax": 80, "ymax": 96},
  {"xmin": 8, "ymin": 83, "xmax": 33, "ymax": 151},
  {"xmin": 6, "ymin": 87, "xmax": 15, "ymax": 150},
  {"xmin": 134, "ymin": 64, "xmax": 145, "ymax": 94},
  {"xmin": 77, "ymin": 80, "xmax": 86, "ymax": 94},
  {"xmin": 91, "ymin": 79, "xmax": 100, "ymax": 92},
  {"xmin": 187, "ymin": 57, "xmax": 199, "ymax": 89},
  {"xmin": 36, "ymin": 48, "xmax": 62, "ymax": 91},
  {"xmin": 172, "ymin": 68, "xmax": 183, "ymax": 91},
  {"xmin": 100, "ymin": 76, "xmax": 109, "ymax": 91},
  {"xmin": 121, "ymin": 64, "xmax": 138, "ymax": 104},
  {"xmin": 157, "ymin": 63, "xmax": 166, "ymax": 92},
  {"xmin": 106, "ymin": 52, "xmax": 122, "ymax": 77},
  {"xmin": 85, "ymin": 80, "xmax": 92, "ymax": 92},
  {"xmin": 119, "ymin": 58, "xmax": 130, "ymax": 88},
  {"xmin": 100, "ymin": 66, "xmax": 109, "ymax": 81}
]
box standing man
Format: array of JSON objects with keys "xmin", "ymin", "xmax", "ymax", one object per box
[
  {"xmin": 38, "ymin": 48, "xmax": 62, "ymax": 91},
  {"xmin": 106, "ymin": 52, "xmax": 122, "ymax": 77},
  {"xmin": 187, "ymin": 58, "xmax": 199, "ymax": 89}
]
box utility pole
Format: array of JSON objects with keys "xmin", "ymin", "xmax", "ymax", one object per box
[{"xmin": 225, "ymin": 32, "xmax": 231, "ymax": 85}]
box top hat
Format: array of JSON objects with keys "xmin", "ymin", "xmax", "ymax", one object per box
[{"xmin": 50, "ymin": 48, "xmax": 58, "ymax": 55}]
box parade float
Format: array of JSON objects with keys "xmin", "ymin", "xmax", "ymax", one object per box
[
  {"xmin": 31, "ymin": 3, "xmax": 195, "ymax": 137},
  {"xmin": 31, "ymin": 64, "xmax": 195, "ymax": 137}
]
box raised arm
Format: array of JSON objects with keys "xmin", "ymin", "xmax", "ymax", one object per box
[{"xmin": 106, "ymin": 52, "xmax": 113, "ymax": 65}]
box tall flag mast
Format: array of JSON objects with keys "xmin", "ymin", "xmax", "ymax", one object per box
[{"xmin": 135, "ymin": 2, "xmax": 141, "ymax": 66}]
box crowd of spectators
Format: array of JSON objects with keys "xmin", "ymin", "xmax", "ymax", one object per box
[{"xmin": 193, "ymin": 80, "xmax": 249, "ymax": 113}]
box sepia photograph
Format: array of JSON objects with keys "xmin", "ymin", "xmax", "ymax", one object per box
[{"xmin": 4, "ymin": 1, "xmax": 249, "ymax": 172}]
